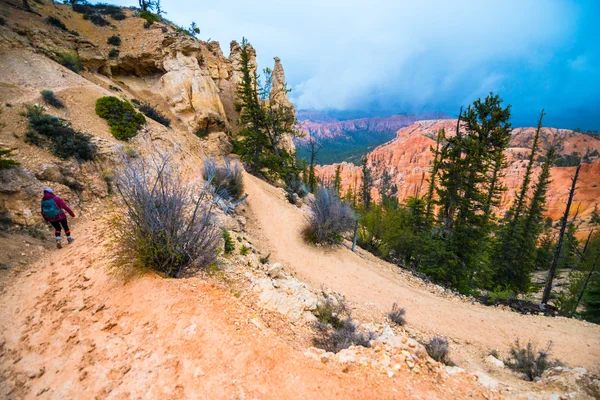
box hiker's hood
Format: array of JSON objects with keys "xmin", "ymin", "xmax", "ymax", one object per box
[{"xmin": 42, "ymin": 192, "xmax": 56, "ymax": 200}]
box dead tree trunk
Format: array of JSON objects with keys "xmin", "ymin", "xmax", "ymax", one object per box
[
  {"xmin": 351, "ymin": 219, "xmax": 358, "ymax": 252},
  {"xmin": 542, "ymin": 164, "xmax": 581, "ymax": 304}
]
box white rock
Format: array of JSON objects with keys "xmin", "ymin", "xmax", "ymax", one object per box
[
  {"xmin": 445, "ymin": 366, "xmax": 465, "ymax": 375},
  {"xmin": 475, "ymin": 371, "xmax": 499, "ymax": 390},
  {"xmin": 267, "ymin": 262, "xmax": 284, "ymax": 279},
  {"xmin": 484, "ymin": 355, "xmax": 505, "ymax": 369}
]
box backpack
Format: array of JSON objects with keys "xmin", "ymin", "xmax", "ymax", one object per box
[{"xmin": 42, "ymin": 198, "xmax": 61, "ymax": 219}]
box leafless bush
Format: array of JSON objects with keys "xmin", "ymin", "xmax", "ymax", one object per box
[
  {"xmin": 312, "ymin": 297, "xmax": 373, "ymax": 352},
  {"xmin": 313, "ymin": 318, "xmax": 372, "ymax": 353},
  {"xmin": 506, "ymin": 339, "xmax": 556, "ymax": 381},
  {"xmin": 203, "ymin": 157, "xmax": 244, "ymax": 201},
  {"xmin": 302, "ymin": 188, "xmax": 355, "ymax": 244},
  {"xmin": 388, "ymin": 302, "xmax": 406, "ymax": 326},
  {"xmin": 426, "ymin": 336, "xmax": 450, "ymax": 364},
  {"xmin": 112, "ymin": 154, "xmax": 220, "ymax": 277}
]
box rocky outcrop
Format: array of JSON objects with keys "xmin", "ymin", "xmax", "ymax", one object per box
[
  {"xmin": 269, "ymin": 56, "xmax": 296, "ymax": 155},
  {"xmin": 0, "ymin": 167, "xmax": 43, "ymax": 226},
  {"xmin": 160, "ymin": 52, "xmax": 228, "ymax": 132}
]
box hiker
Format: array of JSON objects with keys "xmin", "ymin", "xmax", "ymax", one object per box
[{"xmin": 41, "ymin": 188, "xmax": 75, "ymax": 248}]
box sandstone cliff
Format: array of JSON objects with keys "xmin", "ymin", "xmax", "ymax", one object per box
[{"xmin": 0, "ymin": 0, "xmax": 295, "ymax": 225}]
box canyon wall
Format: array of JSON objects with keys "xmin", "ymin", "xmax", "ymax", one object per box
[{"xmin": 318, "ymin": 119, "xmax": 600, "ymax": 228}]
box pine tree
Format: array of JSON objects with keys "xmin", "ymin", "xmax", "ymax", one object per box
[
  {"xmin": 432, "ymin": 94, "xmax": 512, "ymax": 291},
  {"xmin": 591, "ymin": 204, "xmax": 600, "ymax": 225},
  {"xmin": 490, "ymin": 115, "xmax": 550, "ymax": 292},
  {"xmin": 233, "ymin": 38, "xmax": 298, "ymax": 183},
  {"xmin": 542, "ymin": 163, "xmax": 581, "ymax": 304},
  {"xmin": 361, "ymin": 157, "xmax": 372, "ymax": 211},
  {"xmin": 333, "ymin": 165, "xmax": 342, "ymax": 195},
  {"xmin": 301, "ymin": 159, "xmax": 308, "ymax": 186},
  {"xmin": 425, "ymin": 128, "xmax": 444, "ymax": 220}
]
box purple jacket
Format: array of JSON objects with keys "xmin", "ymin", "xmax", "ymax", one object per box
[{"xmin": 41, "ymin": 193, "xmax": 75, "ymax": 222}]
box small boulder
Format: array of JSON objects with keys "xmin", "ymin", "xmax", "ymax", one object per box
[
  {"xmin": 484, "ymin": 355, "xmax": 505, "ymax": 369},
  {"xmin": 266, "ymin": 262, "xmax": 284, "ymax": 279}
]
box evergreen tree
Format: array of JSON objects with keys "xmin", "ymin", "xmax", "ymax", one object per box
[
  {"xmin": 233, "ymin": 38, "xmax": 298, "ymax": 184},
  {"xmin": 543, "ymin": 163, "xmax": 581, "ymax": 304},
  {"xmin": 425, "ymin": 128, "xmax": 444, "ymax": 220},
  {"xmin": 583, "ymin": 270, "xmax": 600, "ymax": 323},
  {"xmin": 432, "ymin": 94, "xmax": 512, "ymax": 291},
  {"xmin": 301, "ymin": 159, "xmax": 308, "ymax": 186},
  {"xmin": 490, "ymin": 116, "xmax": 552, "ymax": 293},
  {"xmin": 361, "ymin": 157, "xmax": 372, "ymax": 211},
  {"xmin": 333, "ymin": 165, "xmax": 342, "ymax": 196},
  {"xmin": 591, "ymin": 204, "xmax": 600, "ymax": 225}
]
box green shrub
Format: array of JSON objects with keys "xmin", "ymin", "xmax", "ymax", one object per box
[
  {"xmin": 40, "ymin": 90, "xmax": 64, "ymax": 109},
  {"xmin": 111, "ymin": 11, "xmax": 126, "ymax": 21},
  {"xmin": 139, "ymin": 11, "xmax": 159, "ymax": 24},
  {"xmin": 239, "ymin": 245, "xmax": 249, "ymax": 256},
  {"xmin": 89, "ymin": 14, "xmax": 110, "ymax": 27},
  {"xmin": 138, "ymin": 103, "xmax": 170, "ymax": 127},
  {"xmin": 72, "ymin": 3, "xmax": 94, "ymax": 14},
  {"xmin": 57, "ymin": 52, "xmax": 82, "ymax": 73},
  {"xmin": 45, "ymin": 16, "xmax": 68, "ymax": 31},
  {"xmin": 109, "ymin": 85, "xmax": 121, "ymax": 92},
  {"xmin": 194, "ymin": 128, "xmax": 209, "ymax": 138},
  {"xmin": 0, "ymin": 148, "xmax": 20, "ymax": 169},
  {"xmin": 23, "ymin": 104, "xmax": 96, "ymax": 161},
  {"xmin": 107, "ymin": 35, "xmax": 121, "ymax": 46},
  {"xmin": 313, "ymin": 297, "xmax": 348, "ymax": 329},
  {"xmin": 70, "ymin": 30, "xmax": 80, "ymax": 36},
  {"xmin": 95, "ymin": 96, "xmax": 145, "ymax": 140},
  {"xmin": 506, "ymin": 339, "xmax": 557, "ymax": 381},
  {"xmin": 222, "ymin": 230, "xmax": 235, "ymax": 254},
  {"xmin": 108, "ymin": 48, "xmax": 119, "ymax": 58}
]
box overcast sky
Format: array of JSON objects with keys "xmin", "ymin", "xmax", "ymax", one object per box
[{"xmin": 110, "ymin": 0, "xmax": 599, "ymax": 129}]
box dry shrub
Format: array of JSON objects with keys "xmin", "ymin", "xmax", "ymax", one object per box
[
  {"xmin": 112, "ymin": 155, "xmax": 220, "ymax": 277},
  {"xmin": 312, "ymin": 297, "xmax": 372, "ymax": 352},
  {"xmin": 203, "ymin": 157, "xmax": 244, "ymax": 201},
  {"xmin": 302, "ymin": 188, "xmax": 355, "ymax": 244},
  {"xmin": 426, "ymin": 336, "xmax": 450, "ymax": 364},
  {"xmin": 388, "ymin": 302, "xmax": 406, "ymax": 326}
]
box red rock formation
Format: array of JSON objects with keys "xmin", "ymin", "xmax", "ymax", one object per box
[
  {"xmin": 298, "ymin": 115, "xmax": 419, "ymax": 141},
  {"xmin": 318, "ymin": 120, "xmax": 600, "ymax": 230}
]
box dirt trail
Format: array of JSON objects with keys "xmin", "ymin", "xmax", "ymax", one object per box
[
  {"xmin": 0, "ymin": 215, "xmax": 489, "ymax": 399},
  {"xmin": 243, "ymin": 173, "xmax": 600, "ymax": 373}
]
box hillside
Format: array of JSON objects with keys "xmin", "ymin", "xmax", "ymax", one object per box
[
  {"xmin": 296, "ymin": 114, "xmax": 418, "ymax": 164},
  {"xmin": 0, "ymin": 2, "xmax": 599, "ymax": 399},
  {"xmin": 317, "ymin": 119, "xmax": 600, "ymax": 227}
]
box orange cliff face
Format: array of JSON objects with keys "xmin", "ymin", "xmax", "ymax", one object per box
[{"xmin": 317, "ymin": 119, "xmax": 600, "ymax": 230}]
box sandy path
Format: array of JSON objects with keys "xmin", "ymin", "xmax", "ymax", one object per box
[
  {"xmin": 243, "ymin": 173, "xmax": 600, "ymax": 373},
  {"xmin": 0, "ymin": 214, "xmax": 488, "ymax": 399}
]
